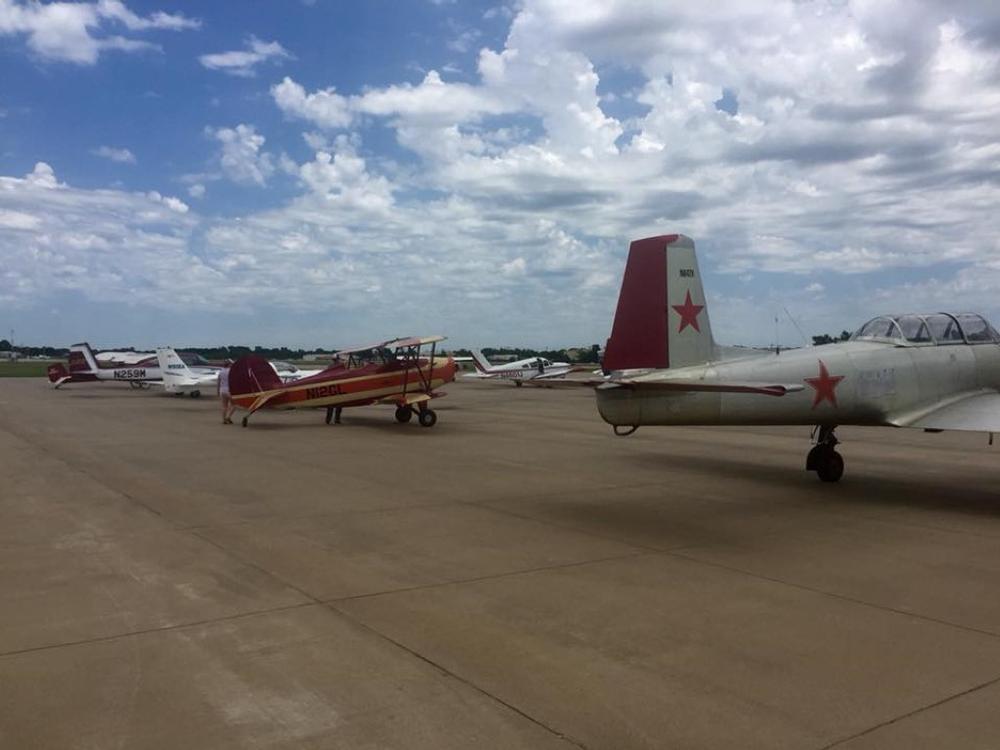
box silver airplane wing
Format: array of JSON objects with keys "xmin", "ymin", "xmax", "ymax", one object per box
[
  {"xmin": 602, "ymin": 380, "xmax": 804, "ymax": 397},
  {"xmin": 893, "ymin": 390, "xmax": 1000, "ymax": 432},
  {"xmin": 544, "ymin": 377, "xmax": 804, "ymax": 397}
]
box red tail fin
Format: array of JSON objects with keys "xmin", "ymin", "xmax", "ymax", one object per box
[
  {"xmin": 68, "ymin": 350, "xmax": 92, "ymax": 373},
  {"xmin": 47, "ymin": 363, "xmax": 68, "ymax": 383},
  {"xmin": 229, "ymin": 355, "xmax": 282, "ymax": 396},
  {"xmin": 602, "ymin": 235, "xmax": 678, "ymax": 373}
]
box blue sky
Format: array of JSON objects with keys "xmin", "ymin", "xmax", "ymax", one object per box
[{"xmin": 3, "ymin": 0, "xmax": 1000, "ymax": 350}]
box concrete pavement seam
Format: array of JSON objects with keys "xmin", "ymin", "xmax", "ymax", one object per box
[
  {"xmin": 0, "ymin": 601, "xmax": 317, "ymax": 660},
  {"xmin": 665, "ymin": 549, "xmax": 1000, "ymax": 641},
  {"xmin": 328, "ymin": 603, "xmax": 591, "ymax": 750},
  {"xmin": 816, "ymin": 673, "xmax": 1000, "ymax": 749}
]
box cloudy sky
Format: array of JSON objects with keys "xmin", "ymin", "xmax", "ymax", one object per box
[{"xmin": 2, "ymin": 0, "xmax": 1000, "ymax": 350}]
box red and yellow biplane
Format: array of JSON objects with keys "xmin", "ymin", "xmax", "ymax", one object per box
[{"xmin": 229, "ymin": 336, "xmax": 457, "ymax": 428}]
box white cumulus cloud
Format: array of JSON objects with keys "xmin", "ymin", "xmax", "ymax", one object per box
[
  {"xmin": 208, "ymin": 124, "xmax": 274, "ymax": 186},
  {"xmin": 91, "ymin": 145, "xmax": 136, "ymax": 164},
  {"xmin": 0, "ymin": 0, "xmax": 199, "ymax": 64},
  {"xmin": 199, "ymin": 36, "xmax": 291, "ymax": 77}
]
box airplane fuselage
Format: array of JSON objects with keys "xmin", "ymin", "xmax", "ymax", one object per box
[{"xmin": 597, "ymin": 340, "xmax": 1000, "ymax": 429}]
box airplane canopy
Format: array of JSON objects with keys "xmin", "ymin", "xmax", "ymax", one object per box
[{"xmin": 852, "ymin": 313, "xmax": 1000, "ymax": 345}]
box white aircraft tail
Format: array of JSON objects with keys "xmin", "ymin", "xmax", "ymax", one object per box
[
  {"xmin": 470, "ymin": 349, "xmax": 494, "ymax": 373},
  {"xmin": 603, "ymin": 234, "xmax": 715, "ymax": 373},
  {"xmin": 155, "ymin": 346, "xmax": 193, "ymax": 378}
]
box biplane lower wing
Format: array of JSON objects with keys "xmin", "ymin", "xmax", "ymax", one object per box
[
  {"xmin": 891, "ymin": 390, "xmax": 1000, "ymax": 433},
  {"xmin": 379, "ymin": 392, "xmax": 434, "ymax": 407}
]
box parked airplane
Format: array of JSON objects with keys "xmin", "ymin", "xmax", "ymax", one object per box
[
  {"xmin": 229, "ymin": 336, "xmax": 457, "ymax": 427},
  {"xmin": 270, "ymin": 361, "xmax": 325, "ymax": 383},
  {"xmin": 94, "ymin": 350, "xmax": 155, "ymax": 366},
  {"xmin": 49, "ymin": 343, "xmax": 223, "ymax": 390},
  {"xmin": 47, "ymin": 343, "xmax": 161, "ymax": 388},
  {"xmin": 464, "ymin": 349, "xmax": 577, "ymax": 385},
  {"xmin": 154, "ymin": 347, "xmax": 219, "ymax": 397},
  {"xmin": 578, "ymin": 233, "xmax": 1000, "ymax": 482}
]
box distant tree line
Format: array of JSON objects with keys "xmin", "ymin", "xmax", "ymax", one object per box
[
  {"xmin": 811, "ymin": 331, "xmax": 852, "ymax": 346},
  {"xmin": 0, "ymin": 339, "xmax": 69, "ymax": 357}
]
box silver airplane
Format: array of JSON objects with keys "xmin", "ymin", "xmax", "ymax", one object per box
[{"xmin": 588, "ymin": 234, "xmax": 1000, "ymax": 482}]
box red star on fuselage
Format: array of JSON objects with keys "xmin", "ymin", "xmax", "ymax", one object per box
[
  {"xmin": 804, "ymin": 360, "xmax": 845, "ymax": 408},
  {"xmin": 671, "ymin": 290, "xmax": 704, "ymax": 333}
]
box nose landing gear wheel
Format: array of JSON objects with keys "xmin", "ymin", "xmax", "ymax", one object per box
[
  {"xmin": 813, "ymin": 449, "xmax": 844, "ymax": 482},
  {"xmin": 395, "ymin": 406, "xmax": 413, "ymax": 423},
  {"xmin": 189, "ymin": 390, "xmax": 201, "ymax": 398},
  {"xmin": 807, "ymin": 425, "xmax": 844, "ymax": 482},
  {"xmin": 241, "ymin": 416, "xmax": 248, "ymax": 428},
  {"xmin": 417, "ymin": 408, "xmax": 437, "ymax": 428}
]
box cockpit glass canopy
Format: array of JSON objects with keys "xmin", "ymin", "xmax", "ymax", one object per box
[{"xmin": 852, "ymin": 313, "xmax": 1000, "ymax": 344}]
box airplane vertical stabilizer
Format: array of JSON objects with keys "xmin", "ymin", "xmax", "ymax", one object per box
[
  {"xmin": 69, "ymin": 343, "xmax": 99, "ymax": 373},
  {"xmin": 603, "ymin": 234, "xmax": 715, "ymax": 373},
  {"xmin": 155, "ymin": 347, "xmax": 191, "ymax": 376},
  {"xmin": 229, "ymin": 354, "xmax": 283, "ymax": 396},
  {"xmin": 470, "ymin": 350, "xmax": 493, "ymax": 373}
]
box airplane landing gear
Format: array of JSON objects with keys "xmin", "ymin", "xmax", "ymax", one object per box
[
  {"xmin": 395, "ymin": 406, "xmax": 413, "ymax": 423},
  {"xmin": 417, "ymin": 405, "xmax": 437, "ymax": 428},
  {"xmin": 325, "ymin": 406, "xmax": 342, "ymax": 425},
  {"xmin": 807, "ymin": 425, "xmax": 844, "ymax": 482},
  {"xmin": 189, "ymin": 390, "xmax": 201, "ymax": 398}
]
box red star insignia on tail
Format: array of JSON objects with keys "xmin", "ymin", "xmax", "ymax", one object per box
[
  {"xmin": 804, "ymin": 360, "xmax": 845, "ymax": 408},
  {"xmin": 671, "ymin": 290, "xmax": 704, "ymax": 333}
]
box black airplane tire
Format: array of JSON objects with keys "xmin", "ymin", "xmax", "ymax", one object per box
[
  {"xmin": 418, "ymin": 409, "xmax": 437, "ymax": 428},
  {"xmin": 816, "ymin": 450, "xmax": 844, "ymax": 483},
  {"xmin": 515, "ymin": 381, "xmax": 523, "ymax": 387},
  {"xmin": 395, "ymin": 406, "xmax": 413, "ymax": 423},
  {"xmin": 241, "ymin": 416, "xmax": 249, "ymax": 428},
  {"xmin": 190, "ymin": 391, "xmax": 201, "ymax": 398}
]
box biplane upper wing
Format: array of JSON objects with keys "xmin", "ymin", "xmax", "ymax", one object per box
[
  {"xmin": 331, "ymin": 336, "xmax": 445, "ymax": 357},
  {"xmin": 388, "ymin": 335, "xmax": 447, "ymax": 349},
  {"xmin": 891, "ymin": 390, "xmax": 1000, "ymax": 433}
]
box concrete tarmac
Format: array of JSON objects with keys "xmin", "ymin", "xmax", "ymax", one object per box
[{"xmin": 2, "ymin": 377, "xmax": 1000, "ymax": 748}]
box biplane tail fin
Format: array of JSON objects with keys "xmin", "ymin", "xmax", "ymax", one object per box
[
  {"xmin": 69, "ymin": 342, "xmax": 99, "ymax": 373},
  {"xmin": 229, "ymin": 354, "xmax": 283, "ymax": 396},
  {"xmin": 602, "ymin": 234, "xmax": 715, "ymax": 374}
]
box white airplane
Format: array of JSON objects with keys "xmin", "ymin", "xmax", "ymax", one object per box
[
  {"xmin": 270, "ymin": 360, "xmax": 325, "ymax": 383},
  {"xmin": 94, "ymin": 350, "xmax": 155, "ymax": 366},
  {"xmin": 154, "ymin": 347, "xmax": 219, "ymax": 397},
  {"xmin": 464, "ymin": 350, "xmax": 578, "ymax": 386}
]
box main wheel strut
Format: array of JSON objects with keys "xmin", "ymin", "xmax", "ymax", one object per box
[{"xmin": 806, "ymin": 425, "xmax": 844, "ymax": 482}]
